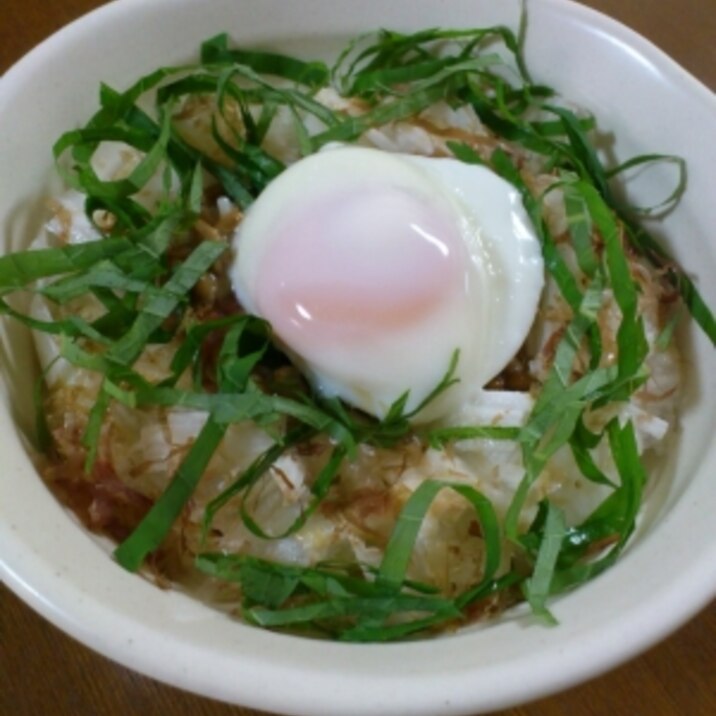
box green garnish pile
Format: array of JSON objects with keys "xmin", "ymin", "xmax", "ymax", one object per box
[{"xmin": 1, "ymin": 14, "xmax": 714, "ymax": 642}]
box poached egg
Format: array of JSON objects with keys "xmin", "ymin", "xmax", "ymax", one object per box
[{"xmin": 230, "ymin": 145, "xmax": 544, "ymax": 422}]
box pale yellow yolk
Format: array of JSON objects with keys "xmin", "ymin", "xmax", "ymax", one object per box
[{"xmin": 254, "ymin": 184, "xmax": 469, "ymax": 357}]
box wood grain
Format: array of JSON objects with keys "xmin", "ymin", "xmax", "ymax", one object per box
[{"xmin": 2, "ymin": 1, "xmax": 715, "ymax": 715}]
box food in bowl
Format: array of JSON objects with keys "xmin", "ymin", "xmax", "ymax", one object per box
[{"xmin": 1, "ymin": 16, "xmax": 713, "ymax": 642}]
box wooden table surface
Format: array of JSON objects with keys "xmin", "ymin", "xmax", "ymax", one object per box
[{"xmin": 1, "ymin": 1, "xmax": 715, "ymax": 715}]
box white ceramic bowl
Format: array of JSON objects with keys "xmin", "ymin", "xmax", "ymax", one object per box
[{"xmin": 1, "ymin": 1, "xmax": 715, "ymax": 714}]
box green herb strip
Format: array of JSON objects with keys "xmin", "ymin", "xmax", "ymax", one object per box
[
  {"xmin": 115, "ymin": 416, "xmax": 228, "ymax": 570},
  {"xmin": 523, "ymin": 501, "xmax": 567, "ymax": 624},
  {"xmin": 106, "ymin": 239, "xmax": 226, "ymax": 367},
  {"xmin": 201, "ymin": 33, "xmax": 330, "ymax": 88}
]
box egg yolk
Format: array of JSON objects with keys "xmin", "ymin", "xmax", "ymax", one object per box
[{"xmin": 253, "ymin": 184, "xmax": 468, "ymax": 356}]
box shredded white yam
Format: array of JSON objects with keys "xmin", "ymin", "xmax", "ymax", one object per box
[{"xmin": 363, "ymin": 123, "xmax": 436, "ymax": 155}]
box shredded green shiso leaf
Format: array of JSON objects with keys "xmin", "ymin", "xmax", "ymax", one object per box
[{"xmin": 1, "ymin": 11, "xmax": 714, "ymax": 642}]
